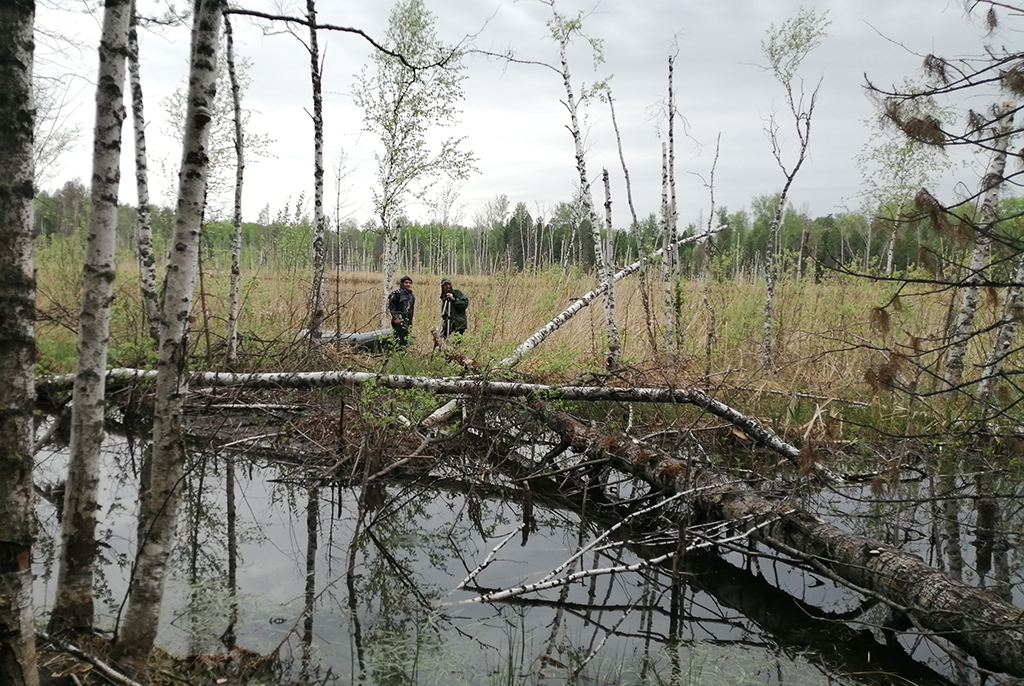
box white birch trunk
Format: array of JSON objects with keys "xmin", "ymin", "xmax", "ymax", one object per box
[
  {"xmin": 500, "ymin": 229, "xmax": 717, "ymax": 368},
  {"xmin": 112, "ymin": 0, "xmax": 224, "ymax": 667},
  {"xmin": 305, "ymin": 0, "xmax": 327, "ymax": 343},
  {"xmin": 660, "ymin": 143, "xmax": 676, "ymax": 352},
  {"xmin": 380, "ymin": 216, "xmax": 399, "ymax": 329},
  {"xmin": 977, "ymin": 254, "xmax": 1024, "ymax": 403},
  {"xmin": 884, "ymin": 221, "xmax": 897, "ymax": 275},
  {"xmin": 224, "ymin": 15, "xmax": 245, "ymax": 367},
  {"xmin": 50, "ymin": 0, "xmax": 131, "ymax": 635},
  {"xmin": 62, "ymin": 363, "xmax": 805, "ymax": 470},
  {"xmin": 0, "ymin": 2, "xmax": 40, "ymax": 681},
  {"xmin": 599, "ymin": 171, "xmax": 621, "ymax": 368},
  {"xmin": 548, "ymin": 5, "xmax": 620, "ymax": 365},
  {"xmin": 127, "ymin": 10, "xmax": 159, "ymax": 343},
  {"xmin": 943, "ymin": 105, "xmax": 1014, "ymax": 392},
  {"xmin": 666, "ymin": 54, "xmax": 680, "ymax": 346},
  {"xmin": 762, "ymin": 194, "xmax": 784, "ymax": 369}
]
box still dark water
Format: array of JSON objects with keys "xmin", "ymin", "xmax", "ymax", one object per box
[{"xmin": 32, "ymin": 433, "xmax": 1023, "ymax": 686}]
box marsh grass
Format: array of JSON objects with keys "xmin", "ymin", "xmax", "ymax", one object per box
[{"xmin": 34, "ymin": 252, "xmax": 1016, "ymax": 437}]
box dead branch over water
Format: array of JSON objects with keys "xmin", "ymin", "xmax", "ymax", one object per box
[{"xmin": 532, "ymin": 402, "xmax": 1024, "ymax": 677}]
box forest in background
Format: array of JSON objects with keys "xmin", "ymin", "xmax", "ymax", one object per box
[{"xmin": 33, "ymin": 180, "xmax": 1024, "ymax": 282}]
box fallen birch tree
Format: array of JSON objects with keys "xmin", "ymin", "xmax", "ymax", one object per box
[
  {"xmin": 498, "ymin": 227, "xmax": 721, "ymax": 368},
  {"xmin": 424, "ymin": 332, "xmax": 1024, "ymax": 677},
  {"xmin": 41, "ymin": 366, "xmax": 831, "ymax": 474},
  {"xmin": 529, "ymin": 400, "xmax": 1024, "ymax": 678}
]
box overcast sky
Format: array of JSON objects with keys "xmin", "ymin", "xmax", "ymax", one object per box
[{"xmin": 35, "ymin": 0, "xmax": 995, "ymax": 229}]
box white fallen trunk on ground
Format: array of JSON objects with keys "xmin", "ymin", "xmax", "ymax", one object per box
[
  {"xmin": 498, "ymin": 229, "xmax": 719, "ymax": 368},
  {"xmin": 57, "ymin": 360, "xmax": 826, "ymax": 475}
]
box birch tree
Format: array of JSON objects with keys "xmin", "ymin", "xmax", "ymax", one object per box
[
  {"xmin": 127, "ymin": 7, "xmax": 160, "ymax": 343},
  {"xmin": 353, "ymin": 0, "xmax": 476, "ymax": 326},
  {"xmin": 977, "ymin": 250, "xmax": 1024, "ymax": 404},
  {"xmin": 224, "ymin": 14, "xmax": 244, "ymax": 366},
  {"xmin": 661, "ymin": 53, "xmax": 680, "ymax": 353},
  {"xmin": 856, "ymin": 87, "xmax": 954, "ymax": 275},
  {"xmin": 943, "ymin": 103, "xmax": 1014, "ymax": 391},
  {"xmin": 0, "ymin": 1, "xmax": 40, "ymax": 682},
  {"xmin": 866, "ymin": 2, "xmax": 1024, "ymax": 419},
  {"xmin": 659, "ymin": 142, "xmax": 676, "ymax": 351},
  {"xmin": 112, "ymin": 0, "xmax": 225, "ymax": 668},
  {"xmin": 49, "ymin": 0, "xmax": 132, "ymax": 636},
  {"xmin": 160, "ymin": 38, "xmax": 270, "ymax": 222},
  {"xmin": 759, "ymin": 8, "xmax": 829, "ymax": 369},
  {"xmin": 542, "ymin": 0, "xmax": 621, "ymax": 367},
  {"xmin": 303, "ymin": 0, "xmax": 327, "ymax": 343}
]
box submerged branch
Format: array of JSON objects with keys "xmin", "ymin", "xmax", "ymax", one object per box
[
  {"xmin": 532, "ymin": 401, "xmax": 1024, "ymax": 677},
  {"xmin": 38, "ymin": 632, "xmax": 146, "ymax": 686}
]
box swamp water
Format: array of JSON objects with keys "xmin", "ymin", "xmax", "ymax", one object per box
[{"xmin": 32, "ymin": 432, "xmax": 1023, "ymax": 686}]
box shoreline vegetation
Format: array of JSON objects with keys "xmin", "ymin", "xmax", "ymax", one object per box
[{"xmin": 35, "ymin": 259, "xmax": 1000, "ymax": 438}]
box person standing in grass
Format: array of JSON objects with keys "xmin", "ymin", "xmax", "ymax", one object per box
[
  {"xmin": 439, "ymin": 277, "xmax": 469, "ymax": 338},
  {"xmin": 388, "ymin": 275, "xmax": 416, "ymax": 346}
]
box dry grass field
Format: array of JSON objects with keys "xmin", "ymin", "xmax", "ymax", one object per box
[{"xmin": 37, "ymin": 247, "xmax": 1005, "ymax": 443}]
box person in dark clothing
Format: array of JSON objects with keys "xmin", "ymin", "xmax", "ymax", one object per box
[
  {"xmin": 439, "ymin": 277, "xmax": 469, "ymax": 338},
  {"xmin": 387, "ymin": 275, "xmax": 415, "ymax": 346}
]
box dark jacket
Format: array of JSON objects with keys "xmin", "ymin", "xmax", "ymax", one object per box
[
  {"xmin": 440, "ymin": 287, "xmax": 468, "ymax": 335},
  {"xmin": 388, "ymin": 286, "xmax": 416, "ymax": 328}
]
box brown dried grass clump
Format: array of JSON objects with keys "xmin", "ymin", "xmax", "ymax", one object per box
[
  {"xmin": 885, "ymin": 101, "xmax": 947, "ymax": 146},
  {"xmin": 1002, "ymin": 67, "xmax": 1024, "ymax": 96}
]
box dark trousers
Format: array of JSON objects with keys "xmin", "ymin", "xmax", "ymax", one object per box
[
  {"xmin": 393, "ymin": 323, "xmax": 411, "ymax": 346},
  {"xmin": 441, "ymin": 321, "xmax": 465, "ymax": 338}
]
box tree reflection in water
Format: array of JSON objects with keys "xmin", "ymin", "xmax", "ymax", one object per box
[{"xmin": 30, "ymin": 432, "xmax": 1022, "ymax": 686}]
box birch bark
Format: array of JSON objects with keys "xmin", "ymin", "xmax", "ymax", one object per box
[
  {"xmin": 305, "ymin": 0, "xmax": 327, "ymax": 343},
  {"xmin": 127, "ymin": 8, "xmax": 159, "ymax": 343},
  {"xmin": 943, "ymin": 104, "xmax": 1013, "ymax": 392},
  {"xmin": 49, "ymin": 0, "xmax": 131, "ymax": 635},
  {"xmin": 224, "ymin": 14, "xmax": 244, "ymax": 367},
  {"xmin": 660, "ymin": 143, "xmax": 676, "ymax": 352},
  {"xmin": 600, "ymin": 170, "xmax": 620, "ymax": 368},
  {"xmin": 977, "ymin": 254, "xmax": 1024, "ymax": 403},
  {"xmin": 665, "ymin": 54, "xmax": 679, "ymax": 350},
  {"xmin": 0, "ymin": 2, "xmax": 40, "ymax": 682},
  {"xmin": 112, "ymin": 0, "xmax": 224, "ymax": 667},
  {"xmin": 759, "ymin": 10, "xmax": 828, "ymax": 369},
  {"xmin": 546, "ymin": 0, "xmax": 620, "ymax": 367}
]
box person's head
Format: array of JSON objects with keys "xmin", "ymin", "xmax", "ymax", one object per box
[
  {"xmin": 400, "ymin": 276, "xmax": 413, "ymax": 289},
  {"xmin": 440, "ymin": 278, "xmax": 452, "ymax": 292}
]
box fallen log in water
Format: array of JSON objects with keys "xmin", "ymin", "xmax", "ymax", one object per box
[
  {"xmin": 531, "ymin": 401, "xmax": 1024, "ymax": 678},
  {"xmin": 38, "ymin": 366, "xmax": 836, "ymax": 475}
]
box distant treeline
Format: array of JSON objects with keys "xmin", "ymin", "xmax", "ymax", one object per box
[{"xmin": 34, "ymin": 179, "xmax": 1024, "ymax": 281}]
